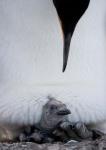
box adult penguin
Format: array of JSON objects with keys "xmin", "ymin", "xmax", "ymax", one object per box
[{"xmin": 0, "ymin": 0, "xmax": 105, "ymax": 141}]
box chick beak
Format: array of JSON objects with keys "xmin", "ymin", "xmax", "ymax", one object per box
[{"xmin": 57, "ymin": 108, "xmax": 71, "ymax": 115}]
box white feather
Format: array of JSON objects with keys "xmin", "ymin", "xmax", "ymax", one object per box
[{"xmin": 0, "ymin": 0, "xmax": 106, "ymax": 134}]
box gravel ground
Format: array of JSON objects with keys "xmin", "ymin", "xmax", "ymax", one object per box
[{"xmin": 0, "ymin": 136, "xmax": 106, "ymax": 150}]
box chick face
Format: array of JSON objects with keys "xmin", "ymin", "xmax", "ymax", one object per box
[{"xmin": 40, "ymin": 98, "xmax": 71, "ymax": 130}]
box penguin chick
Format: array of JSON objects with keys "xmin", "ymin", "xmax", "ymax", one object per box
[
  {"xmin": 39, "ymin": 98, "xmax": 71, "ymax": 131},
  {"xmin": 19, "ymin": 98, "xmax": 71, "ymax": 143}
]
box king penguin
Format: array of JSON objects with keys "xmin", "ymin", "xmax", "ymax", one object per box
[{"xmin": 0, "ymin": 0, "xmax": 105, "ymax": 141}]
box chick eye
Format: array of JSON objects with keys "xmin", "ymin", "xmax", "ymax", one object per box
[{"xmin": 50, "ymin": 105, "xmax": 57, "ymax": 110}]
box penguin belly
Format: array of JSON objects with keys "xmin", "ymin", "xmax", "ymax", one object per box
[{"xmin": 0, "ymin": 0, "xmax": 105, "ymax": 141}]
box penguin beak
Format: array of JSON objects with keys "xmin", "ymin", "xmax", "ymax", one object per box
[
  {"xmin": 53, "ymin": 0, "xmax": 90, "ymax": 72},
  {"xmin": 57, "ymin": 108, "xmax": 71, "ymax": 115}
]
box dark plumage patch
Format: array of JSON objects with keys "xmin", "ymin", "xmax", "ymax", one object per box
[{"xmin": 53, "ymin": 0, "xmax": 90, "ymax": 71}]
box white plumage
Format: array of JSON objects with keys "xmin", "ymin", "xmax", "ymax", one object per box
[{"xmin": 0, "ymin": 0, "xmax": 106, "ymax": 139}]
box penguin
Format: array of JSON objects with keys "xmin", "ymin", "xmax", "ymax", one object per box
[
  {"xmin": 0, "ymin": 0, "xmax": 105, "ymax": 141},
  {"xmin": 18, "ymin": 99, "xmax": 94, "ymax": 143},
  {"xmin": 18, "ymin": 98, "xmax": 71, "ymax": 143}
]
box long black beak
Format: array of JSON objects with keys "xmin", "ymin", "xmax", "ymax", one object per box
[{"xmin": 53, "ymin": 0, "xmax": 90, "ymax": 72}]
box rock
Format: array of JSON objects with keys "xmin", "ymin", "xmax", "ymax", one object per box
[{"xmin": 0, "ymin": 135, "xmax": 106, "ymax": 150}]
